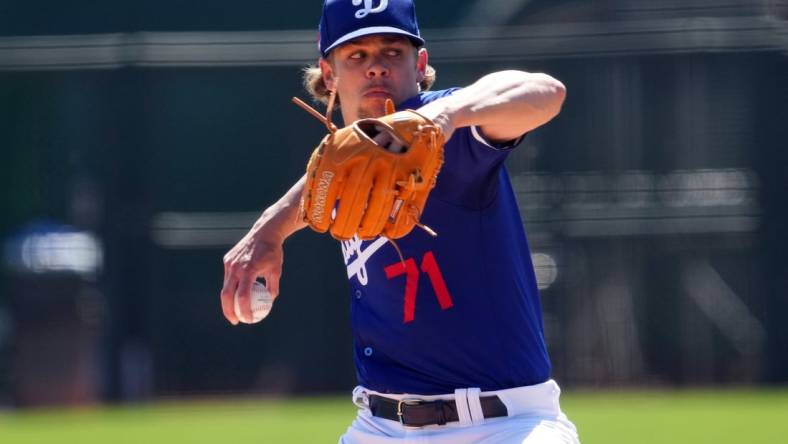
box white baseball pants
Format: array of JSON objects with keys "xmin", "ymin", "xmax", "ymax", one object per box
[{"xmin": 339, "ymin": 379, "xmax": 580, "ymax": 444}]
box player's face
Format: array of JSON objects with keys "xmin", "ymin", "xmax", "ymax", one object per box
[{"xmin": 321, "ymin": 35, "xmax": 427, "ymax": 122}]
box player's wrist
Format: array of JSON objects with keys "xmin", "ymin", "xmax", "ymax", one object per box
[
  {"xmin": 250, "ymin": 207, "xmax": 293, "ymax": 245},
  {"xmin": 250, "ymin": 225, "xmax": 286, "ymax": 248},
  {"xmin": 416, "ymin": 98, "xmax": 458, "ymax": 141}
]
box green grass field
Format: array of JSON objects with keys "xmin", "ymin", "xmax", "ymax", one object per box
[{"xmin": 1, "ymin": 389, "xmax": 787, "ymax": 443}]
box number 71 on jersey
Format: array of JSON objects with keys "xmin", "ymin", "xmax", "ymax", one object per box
[{"xmin": 384, "ymin": 251, "xmax": 454, "ymax": 323}]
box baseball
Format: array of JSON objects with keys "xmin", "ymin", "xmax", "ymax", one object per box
[{"xmin": 234, "ymin": 281, "xmax": 274, "ymax": 324}]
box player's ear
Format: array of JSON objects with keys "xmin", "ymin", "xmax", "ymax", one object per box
[
  {"xmin": 319, "ymin": 58, "xmax": 336, "ymax": 91},
  {"xmin": 415, "ymin": 48, "xmax": 428, "ymax": 83}
]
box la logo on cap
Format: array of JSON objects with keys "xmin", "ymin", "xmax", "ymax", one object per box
[{"xmin": 353, "ymin": 0, "xmax": 389, "ymax": 19}]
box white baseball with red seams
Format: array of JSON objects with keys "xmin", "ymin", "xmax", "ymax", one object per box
[{"xmin": 234, "ymin": 281, "xmax": 274, "ymax": 324}]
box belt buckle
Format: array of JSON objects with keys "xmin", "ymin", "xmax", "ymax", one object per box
[{"xmin": 396, "ymin": 397, "xmax": 423, "ymax": 428}]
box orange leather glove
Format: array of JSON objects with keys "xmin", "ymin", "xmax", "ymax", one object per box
[{"xmin": 299, "ymin": 99, "xmax": 444, "ymax": 241}]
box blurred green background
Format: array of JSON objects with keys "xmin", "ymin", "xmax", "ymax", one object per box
[
  {"xmin": 3, "ymin": 389, "xmax": 788, "ymax": 443},
  {"xmin": 1, "ymin": 0, "xmax": 787, "ymax": 442}
]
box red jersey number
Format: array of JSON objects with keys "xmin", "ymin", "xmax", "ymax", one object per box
[{"xmin": 384, "ymin": 251, "xmax": 454, "ymax": 323}]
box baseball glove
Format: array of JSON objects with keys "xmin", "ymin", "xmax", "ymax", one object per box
[{"xmin": 293, "ymin": 96, "xmax": 444, "ymax": 241}]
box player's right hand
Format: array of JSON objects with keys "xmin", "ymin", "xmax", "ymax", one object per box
[{"xmin": 220, "ymin": 230, "xmax": 283, "ymax": 325}]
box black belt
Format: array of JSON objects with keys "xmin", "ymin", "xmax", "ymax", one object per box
[{"xmin": 368, "ymin": 394, "xmax": 509, "ymax": 427}]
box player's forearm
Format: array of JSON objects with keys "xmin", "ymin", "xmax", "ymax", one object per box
[
  {"xmin": 421, "ymin": 70, "xmax": 566, "ymax": 142},
  {"xmin": 249, "ymin": 174, "xmax": 308, "ymax": 243}
]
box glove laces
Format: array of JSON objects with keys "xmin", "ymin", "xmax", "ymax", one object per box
[{"xmin": 292, "ymin": 88, "xmax": 338, "ymax": 134}]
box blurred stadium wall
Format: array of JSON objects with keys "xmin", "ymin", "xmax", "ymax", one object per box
[{"xmin": 1, "ymin": 0, "xmax": 787, "ymax": 406}]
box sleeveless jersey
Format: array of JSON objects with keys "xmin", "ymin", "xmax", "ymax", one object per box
[{"xmin": 339, "ymin": 88, "xmax": 551, "ymax": 395}]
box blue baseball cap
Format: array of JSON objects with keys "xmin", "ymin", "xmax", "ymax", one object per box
[{"xmin": 318, "ymin": 0, "xmax": 425, "ymax": 57}]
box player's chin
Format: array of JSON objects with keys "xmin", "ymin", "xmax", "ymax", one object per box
[
  {"xmin": 357, "ymin": 105, "xmax": 385, "ymax": 119},
  {"xmin": 358, "ymin": 96, "xmax": 393, "ymax": 118}
]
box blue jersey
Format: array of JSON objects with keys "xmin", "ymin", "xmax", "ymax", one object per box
[{"xmin": 340, "ymin": 88, "xmax": 551, "ymax": 395}]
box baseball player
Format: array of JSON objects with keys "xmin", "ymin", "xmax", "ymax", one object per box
[{"xmin": 221, "ymin": 1, "xmax": 579, "ymax": 442}]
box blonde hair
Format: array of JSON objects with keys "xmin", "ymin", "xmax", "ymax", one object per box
[{"xmin": 301, "ymin": 59, "xmax": 436, "ymax": 107}]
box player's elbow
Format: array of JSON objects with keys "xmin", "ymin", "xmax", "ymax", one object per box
[
  {"xmin": 537, "ymin": 74, "xmax": 566, "ymax": 119},
  {"xmin": 553, "ymin": 78, "xmax": 567, "ymax": 109},
  {"xmin": 511, "ymin": 71, "xmax": 566, "ymax": 122}
]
